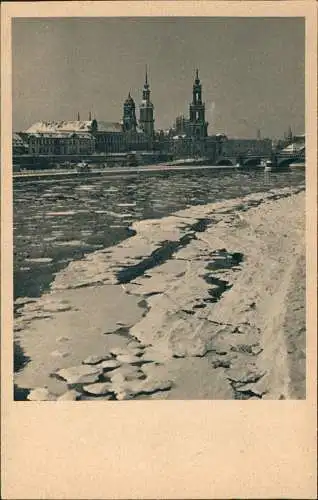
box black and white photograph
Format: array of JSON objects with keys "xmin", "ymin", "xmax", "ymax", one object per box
[{"xmin": 12, "ymin": 15, "xmax": 306, "ymax": 402}]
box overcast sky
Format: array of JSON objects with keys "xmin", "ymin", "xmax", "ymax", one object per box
[{"xmin": 12, "ymin": 17, "xmax": 305, "ymax": 138}]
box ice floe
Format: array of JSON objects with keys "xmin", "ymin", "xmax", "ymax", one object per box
[
  {"xmin": 46, "ymin": 211, "xmax": 76, "ymax": 216},
  {"xmin": 27, "ymin": 387, "xmax": 56, "ymax": 401},
  {"xmin": 15, "ymin": 185, "xmax": 305, "ymax": 400},
  {"xmin": 57, "ymin": 389, "xmax": 81, "ymax": 401},
  {"xmin": 55, "ymin": 365, "xmax": 103, "ymax": 384},
  {"xmin": 25, "ymin": 257, "xmax": 53, "ymax": 264},
  {"xmin": 117, "ymin": 202, "xmax": 137, "ymax": 207},
  {"xmin": 82, "ymin": 382, "xmax": 113, "ymax": 396}
]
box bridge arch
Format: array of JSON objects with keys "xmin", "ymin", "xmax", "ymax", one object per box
[
  {"xmin": 277, "ymin": 157, "xmax": 297, "ymax": 169},
  {"xmin": 216, "ymin": 158, "xmax": 235, "ymax": 166},
  {"xmin": 243, "ymin": 158, "xmax": 261, "ymax": 167}
]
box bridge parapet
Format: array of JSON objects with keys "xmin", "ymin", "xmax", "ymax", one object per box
[
  {"xmin": 215, "ymin": 148, "xmax": 305, "ymax": 167},
  {"xmin": 215, "ymin": 154, "xmax": 265, "ymax": 166},
  {"xmin": 277, "ymin": 150, "xmax": 305, "ymax": 159}
]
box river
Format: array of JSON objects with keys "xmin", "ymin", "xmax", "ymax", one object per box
[{"xmin": 14, "ymin": 168, "xmax": 305, "ymax": 301}]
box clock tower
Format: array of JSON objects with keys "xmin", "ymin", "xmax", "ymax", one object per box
[
  {"xmin": 139, "ymin": 67, "xmax": 155, "ymax": 139},
  {"xmin": 188, "ymin": 69, "xmax": 208, "ymax": 138}
]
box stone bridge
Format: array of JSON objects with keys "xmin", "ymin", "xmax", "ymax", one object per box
[
  {"xmin": 215, "ymin": 148, "xmax": 305, "ymax": 168},
  {"xmin": 275, "ymin": 148, "xmax": 305, "ymax": 168},
  {"xmin": 215, "ymin": 155, "xmax": 263, "ymax": 167}
]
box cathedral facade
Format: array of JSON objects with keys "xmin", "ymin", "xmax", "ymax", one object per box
[
  {"xmin": 120, "ymin": 69, "xmax": 155, "ymax": 151},
  {"xmin": 188, "ymin": 69, "xmax": 208, "ymax": 139},
  {"xmin": 169, "ymin": 69, "xmax": 214, "ymax": 158},
  {"xmin": 88, "ymin": 68, "xmax": 156, "ymax": 153},
  {"xmin": 20, "ymin": 68, "xmax": 215, "ymax": 157}
]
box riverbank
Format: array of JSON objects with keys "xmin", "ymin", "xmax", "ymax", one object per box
[
  {"xmin": 14, "ymin": 185, "xmax": 305, "ymax": 400},
  {"xmin": 13, "ymin": 163, "xmax": 240, "ymax": 183}
]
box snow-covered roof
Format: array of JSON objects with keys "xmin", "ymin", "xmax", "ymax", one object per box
[
  {"xmin": 28, "ymin": 132, "xmax": 94, "ymax": 139},
  {"xmin": 281, "ymin": 142, "xmax": 305, "ymax": 153},
  {"xmin": 95, "ymin": 121, "xmax": 123, "ymax": 133},
  {"xmin": 25, "ymin": 121, "xmax": 94, "ymax": 133},
  {"xmin": 172, "ymin": 134, "xmax": 188, "ymax": 140},
  {"xmin": 13, "ymin": 132, "xmax": 25, "ymax": 144}
]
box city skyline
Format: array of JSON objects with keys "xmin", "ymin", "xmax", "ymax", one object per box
[{"xmin": 12, "ymin": 17, "xmax": 305, "ymax": 138}]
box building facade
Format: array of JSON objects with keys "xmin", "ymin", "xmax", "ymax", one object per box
[
  {"xmin": 92, "ymin": 120, "xmax": 125, "ymax": 153},
  {"xmin": 23, "ymin": 121, "xmax": 96, "ymax": 155},
  {"xmin": 122, "ymin": 93, "xmax": 137, "ymax": 133},
  {"xmin": 17, "ymin": 67, "xmax": 276, "ymax": 162},
  {"xmin": 26, "ymin": 132, "xmax": 95, "ymax": 155},
  {"xmin": 174, "ymin": 115, "xmax": 190, "ymax": 136},
  {"xmin": 168, "ymin": 69, "xmax": 210, "ymax": 158},
  {"xmin": 122, "ymin": 91, "xmax": 152, "ymax": 151},
  {"xmin": 220, "ymin": 138, "xmax": 273, "ymax": 158},
  {"xmin": 21, "ymin": 73, "xmax": 155, "ymax": 156},
  {"xmin": 13, "ymin": 133, "xmax": 28, "ymax": 155}
]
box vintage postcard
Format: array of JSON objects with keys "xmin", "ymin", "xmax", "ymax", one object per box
[{"xmin": 1, "ymin": 1, "xmax": 317, "ymax": 499}]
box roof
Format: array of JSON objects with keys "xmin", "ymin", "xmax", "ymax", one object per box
[
  {"xmin": 95, "ymin": 121, "xmax": 123, "ymax": 133},
  {"xmin": 124, "ymin": 93, "xmax": 135, "ymax": 105},
  {"xmin": 173, "ymin": 134, "xmax": 187, "ymax": 140},
  {"xmin": 28, "ymin": 132, "xmax": 94, "ymax": 140},
  {"xmin": 13, "ymin": 132, "xmax": 25, "ymax": 144},
  {"xmin": 25, "ymin": 120, "xmax": 124, "ymax": 135},
  {"xmin": 25, "ymin": 121, "xmax": 94, "ymax": 133},
  {"xmin": 281, "ymin": 142, "xmax": 305, "ymax": 153}
]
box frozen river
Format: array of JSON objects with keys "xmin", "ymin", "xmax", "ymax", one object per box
[{"xmin": 14, "ymin": 167, "xmax": 305, "ymax": 301}]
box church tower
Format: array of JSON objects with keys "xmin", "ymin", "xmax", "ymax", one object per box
[
  {"xmin": 139, "ymin": 67, "xmax": 154, "ymax": 138},
  {"xmin": 188, "ymin": 69, "xmax": 208, "ymax": 138},
  {"xmin": 122, "ymin": 92, "xmax": 137, "ymax": 132}
]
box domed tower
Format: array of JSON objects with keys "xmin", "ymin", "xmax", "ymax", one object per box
[
  {"xmin": 188, "ymin": 69, "xmax": 208, "ymax": 138},
  {"xmin": 139, "ymin": 66, "xmax": 154, "ymax": 138},
  {"xmin": 122, "ymin": 92, "xmax": 137, "ymax": 132}
]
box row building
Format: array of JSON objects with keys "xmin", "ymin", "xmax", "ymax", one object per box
[{"xmin": 19, "ymin": 69, "xmax": 155, "ymax": 157}]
